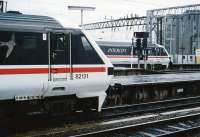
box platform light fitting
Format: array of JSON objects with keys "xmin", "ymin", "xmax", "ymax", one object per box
[{"xmin": 68, "ymin": 6, "xmax": 96, "ymax": 26}]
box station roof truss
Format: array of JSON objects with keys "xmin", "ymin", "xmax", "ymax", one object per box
[
  {"xmin": 148, "ymin": 4, "xmax": 200, "ymax": 18},
  {"xmin": 82, "ymin": 16, "xmax": 147, "ymax": 30}
]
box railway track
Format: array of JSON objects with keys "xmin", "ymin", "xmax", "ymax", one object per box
[
  {"xmin": 130, "ymin": 116, "xmax": 200, "ymax": 137},
  {"xmin": 68, "ymin": 107, "xmax": 200, "ymax": 137},
  {"xmin": 101, "ymin": 95, "xmax": 200, "ymax": 118},
  {"xmin": 13, "ymin": 96, "xmax": 200, "ymax": 137}
]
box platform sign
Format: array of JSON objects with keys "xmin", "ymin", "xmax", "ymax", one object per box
[{"xmin": 196, "ymin": 49, "xmax": 200, "ymax": 64}]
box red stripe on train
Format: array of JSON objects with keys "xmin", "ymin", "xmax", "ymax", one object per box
[{"xmin": 0, "ymin": 67, "xmax": 106, "ymax": 75}]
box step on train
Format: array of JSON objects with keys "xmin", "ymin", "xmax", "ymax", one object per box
[
  {"xmin": 97, "ymin": 41, "xmax": 170, "ymax": 69},
  {"xmin": 0, "ymin": 12, "xmax": 113, "ymax": 115}
]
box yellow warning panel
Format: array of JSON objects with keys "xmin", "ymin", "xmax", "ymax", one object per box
[
  {"xmin": 197, "ymin": 56, "xmax": 200, "ymax": 64},
  {"xmin": 196, "ymin": 49, "xmax": 200, "ymax": 64}
]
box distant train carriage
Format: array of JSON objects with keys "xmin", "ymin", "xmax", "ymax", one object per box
[
  {"xmin": 145, "ymin": 44, "xmax": 170, "ymax": 69},
  {"xmin": 0, "ymin": 12, "xmax": 113, "ymax": 115},
  {"xmin": 98, "ymin": 41, "xmax": 133, "ymax": 66},
  {"xmin": 97, "ymin": 41, "xmax": 170, "ymax": 69}
]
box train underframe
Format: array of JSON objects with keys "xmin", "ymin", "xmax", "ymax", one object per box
[
  {"xmin": 0, "ymin": 95, "xmax": 99, "ymax": 116},
  {"xmin": 104, "ymin": 81, "xmax": 200, "ymax": 107}
]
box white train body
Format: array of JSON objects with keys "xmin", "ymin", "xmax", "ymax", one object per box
[
  {"xmin": 0, "ymin": 13, "xmax": 113, "ymax": 113},
  {"xmin": 97, "ymin": 41, "xmax": 170, "ymax": 69}
]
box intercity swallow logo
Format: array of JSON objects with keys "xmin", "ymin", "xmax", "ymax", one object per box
[{"xmin": 107, "ymin": 48, "xmax": 128, "ymax": 53}]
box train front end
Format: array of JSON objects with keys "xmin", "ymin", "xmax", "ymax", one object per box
[{"xmin": 0, "ymin": 13, "xmax": 113, "ymax": 115}]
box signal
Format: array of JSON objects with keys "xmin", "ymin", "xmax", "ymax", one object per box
[
  {"xmin": 142, "ymin": 38, "xmax": 147, "ymax": 49},
  {"xmin": 136, "ymin": 38, "xmax": 141, "ymax": 48},
  {"xmin": 133, "ymin": 32, "xmax": 149, "ymax": 65}
]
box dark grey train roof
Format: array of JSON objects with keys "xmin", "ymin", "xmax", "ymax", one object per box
[{"xmin": 0, "ymin": 13, "xmax": 63, "ymax": 32}]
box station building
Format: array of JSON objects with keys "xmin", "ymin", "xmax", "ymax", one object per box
[{"xmin": 162, "ymin": 10, "xmax": 200, "ymax": 64}]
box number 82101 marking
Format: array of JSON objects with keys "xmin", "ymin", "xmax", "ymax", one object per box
[{"xmin": 74, "ymin": 73, "xmax": 88, "ymax": 79}]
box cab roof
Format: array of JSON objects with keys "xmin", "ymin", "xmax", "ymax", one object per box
[{"xmin": 0, "ymin": 12, "xmax": 64, "ymax": 32}]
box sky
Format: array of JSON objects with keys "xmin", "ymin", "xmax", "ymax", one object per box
[
  {"xmin": 5, "ymin": 0, "xmax": 200, "ymax": 41},
  {"xmin": 6, "ymin": 0, "xmax": 200, "ymax": 26}
]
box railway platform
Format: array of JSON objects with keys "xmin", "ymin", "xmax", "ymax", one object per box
[
  {"xmin": 111, "ymin": 72, "xmax": 200, "ymax": 86},
  {"xmin": 106, "ymin": 72, "xmax": 200, "ymax": 107}
]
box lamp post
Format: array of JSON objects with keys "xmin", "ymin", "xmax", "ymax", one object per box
[
  {"xmin": 0, "ymin": 1, "xmax": 4, "ymax": 12},
  {"xmin": 0, "ymin": 1, "xmax": 7, "ymax": 13},
  {"xmin": 68, "ymin": 6, "xmax": 96, "ymax": 27}
]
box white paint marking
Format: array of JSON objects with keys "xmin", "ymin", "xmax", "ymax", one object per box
[
  {"xmin": 160, "ymin": 106, "xmax": 200, "ymax": 115},
  {"xmin": 100, "ymin": 114, "xmax": 158, "ymax": 125}
]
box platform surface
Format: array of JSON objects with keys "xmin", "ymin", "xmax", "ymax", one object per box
[{"xmin": 111, "ymin": 72, "xmax": 200, "ymax": 85}]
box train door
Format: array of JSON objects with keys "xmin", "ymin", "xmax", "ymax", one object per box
[{"xmin": 49, "ymin": 32, "xmax": 71, "ymax": 81}]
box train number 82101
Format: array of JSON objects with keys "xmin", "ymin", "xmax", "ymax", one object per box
[{"xmin": 74, "ymin": 73, "xmax": 89, "ymax": 79}]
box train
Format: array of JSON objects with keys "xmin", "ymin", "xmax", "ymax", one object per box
[
  {"xmin": 0, "ymin": 12, "xmax": 113, "ymax": 115},
  {"xmin": 96, "ymin": 41, "xmax": 170, "ymax": 69}
]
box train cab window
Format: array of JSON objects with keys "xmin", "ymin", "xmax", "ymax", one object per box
[
  {"xmin": 50, "ymin": 33, "xmax": 69, "ymax": 65},
  {"xmin": 132, "ymin": 48, "xmax": 137, "ymax": 56},
  {"xmin": 156, "ymin": 48, "xmax": 160, "ymax": 56},
  {"xmin": 71, "ymin": 33, "xmax": 103, "ymax": 64},
  {"xmin": 0, "ymin": 31, "xmax": 48, "ymax": 65},
  {"xmin": 155, "ymin": 48, "xmax": 162, "ymax": 56},
  {"xmin": 17, "ymin": 33, "xmax": 47, "ymax": 65},
  {"xmin": 54, "ymin": 35, "xmax": 65, "ymax": 51},
  {"xmin": 160, "ymin": 48, "xmax": 167, "ymax": 56},
  {"xmin": 23, "ymin": 36, "xmax": 37, "ymax": 49},
  {"xmin": 152, "ymin": 48, "xmax": 156, "ymax": 56},
  {"xmin": 81, "ymin": 36, "xmax": 91, "ymax": 51},
  {"xmin": 147, "ymin": 48, "xmax": 153, "ymax": 56}
]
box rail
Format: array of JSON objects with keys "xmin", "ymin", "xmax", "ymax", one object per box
[
  {"xmin": 70, "ymin": 108, "xmax": 200, "ymax": 137},
  {"xmin": 23, "ymin": 96, "xmax": 200, "ymax": 137}
]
